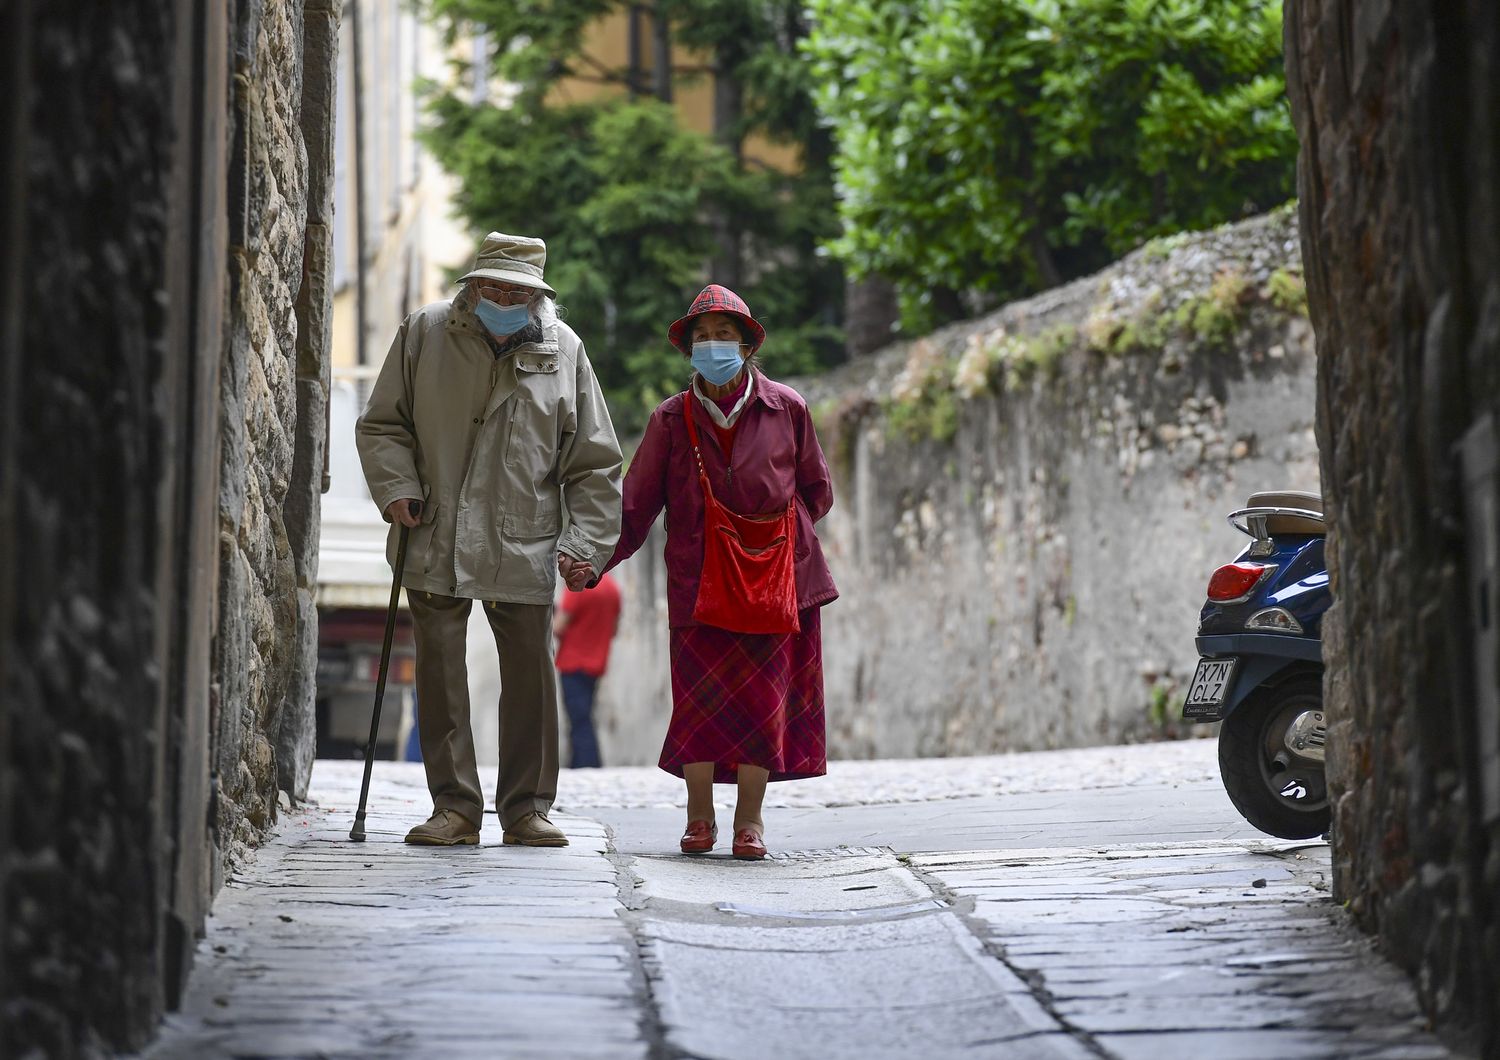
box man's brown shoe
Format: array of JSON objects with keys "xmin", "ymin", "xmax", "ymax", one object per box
[
  {"xmin": 405, "ymin": 808, "xmax": 480, "ymax": 846},
  {"xmin": 502, "ymin": 811, "xmax": 569, "ymax": 847}
]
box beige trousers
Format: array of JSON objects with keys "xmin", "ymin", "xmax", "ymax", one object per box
[{"xmin": 406, "ymin": 589, "xmax": 558, "ymax": 830}]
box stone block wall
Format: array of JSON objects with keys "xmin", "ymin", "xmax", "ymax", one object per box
[
  {"xmin": 0, "ymin": 0, "xmax": 334, "ymax": 1053},
  {"xmin": 0, "ymin": 4, "xmax": 182, "ymax": 1050},
  {"xmin": 1285, "ymin": 2, "xmax": 1499, "ymax": 1052},
  {"xmin": 283, "ymin": 0, "xmax": 341, "ymax": 803},
  {"xmin": 215, "ymin": 0, "xmax": 334, "ymax": 859},
  {"xmin": 597, "ymin": 209, "xmax": 1320, "ymax": 765}
]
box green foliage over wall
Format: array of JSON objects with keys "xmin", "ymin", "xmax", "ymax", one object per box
[
  {"xmin": 1264, "ymin": 266, "xmax": 1308, "ymax": 315},
  {"xmin": 803, "ymin": 0, "xmax": 1296, "ymax": 333}
]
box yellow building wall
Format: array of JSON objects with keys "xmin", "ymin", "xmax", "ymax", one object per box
[
  {"xmin": 331, "ymin": 289, "xmax": 358, "ymax": 370},
  {"xmin": 547, "ymin": 9, "xmax": 801, "ymax": 175}
]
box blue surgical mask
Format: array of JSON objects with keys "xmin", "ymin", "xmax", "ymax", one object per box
[
  {"xmin": 691, "ymin": 340, "xmax": 745, "ymax": 386},
  {"xmin": 475, "ymin": 297, "xmax": 530, "ymax": 336}
]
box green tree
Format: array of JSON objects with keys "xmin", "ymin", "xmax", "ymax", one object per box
[
  {"xmin": 420, "ymin": 0, "xmax": 844, "ymax": 429},
  {"xmin": 804, "ymin": 0, "xmax": 1296, "ymax": 332}
]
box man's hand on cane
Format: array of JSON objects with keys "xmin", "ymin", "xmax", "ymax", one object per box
[{"xmin": 386, "ymin": 498, "xmax": 422, "ymax": 527}]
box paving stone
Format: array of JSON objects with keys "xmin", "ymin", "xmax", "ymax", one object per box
[
  {"xmin": 546, "ymin": 740, "xmax": 1227, "ymax": 809},
  {"xmin": 631, "ymin": 850, "xmax": 932, "ymax": 914},
  {"xmin": 1094, "ymin": 1029, "xmax": 1350, "ymax": 1060},
  {"xmin": 628, "ymin": 852, "xmax": 1078, "ymax": 1060},
  {"xmin": 144, "ymin": 752, "xmax": 1456, "ymax": 1059},
  {"xmin": 921, "ymin": 844, "xmax": 1450, "ymax": 1058},
  {"xmin": 645, "ymin": 919, "xmax": 1033, "ymax": 1009},
  {"xmin": 144, "ymin": 767, "xmax": 647, "ymax": 1060}
]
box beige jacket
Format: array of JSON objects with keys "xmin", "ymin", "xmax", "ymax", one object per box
[{"xmin": 356, "ymin": 292, "xmax": 622, "ymax": 604}]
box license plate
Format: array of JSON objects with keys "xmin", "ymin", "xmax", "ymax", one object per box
[{"xmin": 1185, "ymin": 657, "xmax": 1238, "ymax": 711}]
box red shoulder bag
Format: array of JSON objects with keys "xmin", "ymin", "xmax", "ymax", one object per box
[{"xmin": 683, "ymin": 397, "xmax": 801, "ymax": 635}]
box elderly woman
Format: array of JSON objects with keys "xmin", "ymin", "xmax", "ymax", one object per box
[{"xmin": 601, "ymin": 285, "xmax": 837, "ymax": 860}]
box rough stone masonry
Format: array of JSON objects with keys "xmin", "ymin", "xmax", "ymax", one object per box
[
  {"xmin": 214, "ymin": 0, "xmax": 337, "ymax": 861},
  {"xmin": 0, "ymin": 0, "xmax": 336, "ymax": 1054},
  {"xmin": 1286, "ymin": 1, "xmax": 1500, "ymax": 1054}
]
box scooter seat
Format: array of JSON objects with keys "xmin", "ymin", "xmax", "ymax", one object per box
[{"xmin": 1246, "ymin": 490, "xmax": 1325, "ymax": 535}]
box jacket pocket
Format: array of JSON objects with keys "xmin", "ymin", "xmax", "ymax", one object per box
[
  {"xmin": 502, "ymin": 505, "xmax": 561, "ymax": 538},
  {"xmin": 514, "ymin": 351, "xmax": 560, "ymax": 375},
  {"xmin": 496, "ymin": 503, "xmax": 563, "ymax": 590},
  {"xmin": 417, "ymin": 501, "xmax": 441, "ymax": 572},
  {"xmin": 792, "ymin": 495, "xmax": 812, "ymax": 561},
  {"xmin": 505, "ymin": 352, "xmax": 563, "ymax": 469}
]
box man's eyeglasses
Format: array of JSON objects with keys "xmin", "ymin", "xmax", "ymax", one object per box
[{"xmin": 475, "ymin": 283, "xmax": 534, "ymax": 307}]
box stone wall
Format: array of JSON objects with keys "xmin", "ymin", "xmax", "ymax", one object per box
[
  {"xmin": 1, "ymin": 3, "xmax": 184, "ymax": 1050},
  {"xmin": 284, "ymin": 0, "xmax": 340, "ymax": 804},
  {"xmin": 215, "ymin": 0, "xmax": 334, "ymax": 860},
  {"xmin": 1285, "ymin": 2, "xmax": 1499, "ymax": 1052},
  {"xmin": 596, "ymin": 209, "xmax": 1319, "ymax": 766},
  {"xmin": 0, "ymin": 0, "xmax": 334, "ymax": 1053}
]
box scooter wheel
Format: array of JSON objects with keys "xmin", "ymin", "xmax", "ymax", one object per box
[{"xmin": 1218, "ymin": 677, "xmax": 1330, "ymax": 840}]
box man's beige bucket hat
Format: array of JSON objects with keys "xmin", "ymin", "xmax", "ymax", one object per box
[{"xmin": 457, "ymin": 232, "xmax": 556, "ymax": 296}]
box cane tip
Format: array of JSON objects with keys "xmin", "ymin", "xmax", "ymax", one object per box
[{"xmin": 349, "ymin": 823, "xmax": 366, "ymax": 842}]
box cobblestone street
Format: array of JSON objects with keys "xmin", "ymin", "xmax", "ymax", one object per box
[{"xmin": 147, "ymin": 742, "xmax": 1452, "ymax": 1059}]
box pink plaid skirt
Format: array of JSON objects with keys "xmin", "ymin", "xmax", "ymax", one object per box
[{"xmin": 661, "ymin": 606, "xmax": 827, "ymax": 784}]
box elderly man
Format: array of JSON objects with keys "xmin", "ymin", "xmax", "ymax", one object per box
[{"xmin": 357, "ymin": 232, "xmax": 622, "ymax": 847}]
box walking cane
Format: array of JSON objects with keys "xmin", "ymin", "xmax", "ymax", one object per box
[{"xmin": 350, "ymin": 500, "xmax": 418, "ymax": 842}]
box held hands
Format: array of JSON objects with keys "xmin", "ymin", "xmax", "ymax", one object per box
[
  {"xmin": 386, "ymin": 498, "xmax": 422, "ymax": 528},
  {"xmin": 557, "ymin": 553, "xmax": 594, "ymax": 593}
]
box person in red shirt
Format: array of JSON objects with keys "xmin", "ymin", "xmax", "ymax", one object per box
[{"xmin": 553, "ymin": 572, "xmax": 622, "ymax": 768}]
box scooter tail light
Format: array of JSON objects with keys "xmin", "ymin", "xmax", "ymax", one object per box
[{"xmin": 1207, "ymin": 562, "xmax": 1272, "ymax": 603}]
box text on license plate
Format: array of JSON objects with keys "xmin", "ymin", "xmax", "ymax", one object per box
[{"xmin": 1185, "ymin": 658, "xmax": 1237, "ymax": 707}]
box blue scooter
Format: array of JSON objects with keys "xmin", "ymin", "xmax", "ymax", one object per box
[{"xmin": 1184, "ymin": 491, "xmax": 1331, "ymax": 839}]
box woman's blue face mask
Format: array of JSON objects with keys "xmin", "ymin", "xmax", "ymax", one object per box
[
  {"xmin": 691, "ymin": 340, "xmax": 745, "ymax": 386},
  {"xmin": 476, "ymin": 297, "xmax": 530, "ymax": 336}
]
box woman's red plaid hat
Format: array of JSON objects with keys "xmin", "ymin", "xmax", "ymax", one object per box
[{"xmin": 667, "ymin": 284, "xmax": 767, "ymax": 355}]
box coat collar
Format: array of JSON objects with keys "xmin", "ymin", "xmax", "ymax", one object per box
[
  {"xmin": 687, "ymin": 368, "xmax": 784, "ymax": 418},
  {"xmin": 748, "ymin": 368, "xmax": 784, "ymax": 410},
  {"xmin": 443, "ymin": 288, "xmax": 559, "ymax": 355}
]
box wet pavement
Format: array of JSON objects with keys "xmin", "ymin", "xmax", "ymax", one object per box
[{"xmin": 144, "ymin": 743, "xmax": 1454, "ymax": 1059}]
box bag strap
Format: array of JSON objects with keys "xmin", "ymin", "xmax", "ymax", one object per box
[
  {"xmin": 681, "ymin": 393, "xmax": 717, "ymax": 503},
  {"xmin": 684, "ymin": 392, "xmax": 799, "ymax": 543}
]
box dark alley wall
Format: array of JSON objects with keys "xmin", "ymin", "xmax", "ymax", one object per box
[
  {"xmin": 0, "ymin": 0, "xmax": 335, "ymax": 1054},
  {"xmin": 0, "ymin": 1, "xmax": 188, "ymax": 1049},
  {"xmin": 1286, "ymin": 2, "xmax": 1499, "ymax": 1053}
]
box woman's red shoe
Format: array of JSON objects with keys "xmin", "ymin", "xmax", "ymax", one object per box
[
  {"xmin": 732, "ymin": 828, "xmax": 767, "ymax": 860},
  {"xmin": 680, "ymin": 819, "xmax": 718, "ymax": 854}
]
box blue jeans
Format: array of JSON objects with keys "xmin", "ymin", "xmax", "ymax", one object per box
[{"xmin": 559, "ymin": 671, "xmax": 602, "ymax": 769}]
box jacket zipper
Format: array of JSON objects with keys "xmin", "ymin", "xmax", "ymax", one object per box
[{"xmin": 453, "ymin": 358, "xmax": 501, "ymax": 584}]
